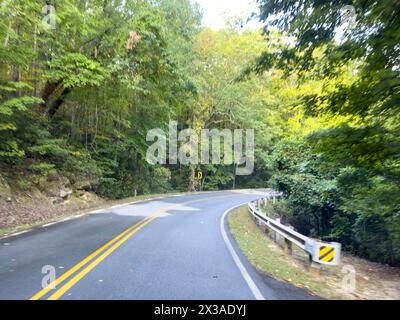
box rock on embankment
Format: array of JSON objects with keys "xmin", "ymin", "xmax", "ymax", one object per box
[{"xmin": 0, "ymin": 174, "xmax": 105, "ymax": 230}]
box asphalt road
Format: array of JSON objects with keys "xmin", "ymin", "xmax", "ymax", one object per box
[{"xmin": 0, "ymin": 190, "xmax": 317, "ymax": 300}]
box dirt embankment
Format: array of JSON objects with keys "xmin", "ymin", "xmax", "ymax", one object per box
[
  {"xmin": 0, "ymin": 190, "xmax": 105, "ymax": 230},
  {"xmin": 0, "ymin": 173, "xmax": 106, "ymax": 233},
  {"xmin": 0, "ymin": 172, "xmax": 184, "ymax": 237}
]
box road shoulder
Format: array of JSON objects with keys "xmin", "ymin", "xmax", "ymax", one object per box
[{"xmin": 224, "ymin": 205, "xmax": 320, "ymax": 300}]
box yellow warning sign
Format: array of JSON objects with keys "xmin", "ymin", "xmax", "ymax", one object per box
[
  {"xmin": 196, "ymin": 171, "xmax": 203, "ymax": 180},
  {"xmin": 319, "ymin": 245, "xmax": 335, "ymax": 263}
]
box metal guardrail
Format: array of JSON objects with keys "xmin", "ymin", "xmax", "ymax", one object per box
[{"xmin": 248, "ymin": 193, "xmax": 341, "ymax": 266}]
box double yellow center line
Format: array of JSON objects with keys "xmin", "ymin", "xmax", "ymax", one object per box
[
  {"xmin": 29, "ymin": 193, "xmax": 237, "ymax": 300},
  {"xmin": 30, "ymin": 216, "xmax": 155, "ymax": 300}
]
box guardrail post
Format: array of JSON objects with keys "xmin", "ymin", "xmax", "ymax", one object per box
[
  {"xmin": 274, "ymin": 218, "xmax": 280, "ymax": 243},
  {"xmin": 284, "ymin": 238, "xmax": 292, "ymax": 254},
  {"xmin": 307, "ymin": 254, "xmax": 313, "ymax": 270},
  {"xmin": 264, "ymin": 224, "xmax": 270, "ymax": 236},
  {"xmin": 306, "ymin": 253, "xmax": 322, "ymax": 274},
  {"xmin": 284, "ymin": 226, "xmax": 294, "ymax": 254}
]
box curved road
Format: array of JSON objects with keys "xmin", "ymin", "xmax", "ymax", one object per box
[{"xmin": 0, "ymin": 190, "xmax": 316, "ymax": 300}]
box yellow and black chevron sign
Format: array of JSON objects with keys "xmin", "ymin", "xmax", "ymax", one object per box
[{"xmin": 319, "ymin": 245, "xmax": 335, "ymax": 263}]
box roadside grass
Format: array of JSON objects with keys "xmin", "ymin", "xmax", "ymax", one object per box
[
  {"xmin": 0, "ymin": 224, "xmax": 32, "ymax": 238},
  {"xmin": 228, "ymin": 206, "xmax": 349, "ymax": 300}
]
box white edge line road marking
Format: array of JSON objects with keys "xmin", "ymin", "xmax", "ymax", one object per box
[
  {"xmin": 220, "ymin": 204, "xmax": 265, "ymax": 301},
  {"xmin": 4, "ymin": 230, "xmax": 28, "ymax": 237},
  {"xmin": 42, "ymin": 222, "xmax": 57, "ymax": 228}
]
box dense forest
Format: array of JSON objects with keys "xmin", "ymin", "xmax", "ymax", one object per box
[{"xmin": 0, "ymin": 0, "xmax": 399, "ymax": 265}]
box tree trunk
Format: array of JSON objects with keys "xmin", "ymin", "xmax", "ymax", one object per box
[
  {"xmin": 188, "ymin": 164, "xmax": 195, "ymax": 192},
  {"xmin": 40, "ymin": 81, "xmax": 70, "ymax": 117}
]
